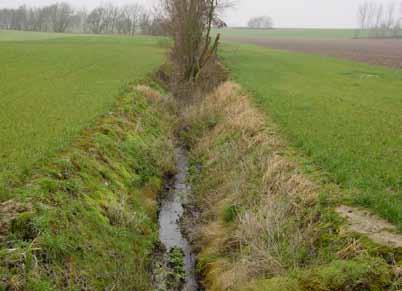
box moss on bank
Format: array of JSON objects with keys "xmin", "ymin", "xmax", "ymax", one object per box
[
  {"xmin": 182, "ymin": 82, "xmax": 398, "ymax": 290},
  {"xmin": 0, "ymin": 83, "xmax": 176, "ymax": 290},
  {"xmin": 244, "ymin": 257, "xmax": 393, "ymax": 291}
]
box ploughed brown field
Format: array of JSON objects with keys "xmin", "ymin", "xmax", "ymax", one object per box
[{"xmin": 223, "ymin": 36, "xmax": 402, "ymax": 69}]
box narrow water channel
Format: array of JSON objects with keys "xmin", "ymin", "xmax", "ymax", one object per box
[{"xmin": 158, "ymin": 147, "xmax": 198, "ymax": 290}]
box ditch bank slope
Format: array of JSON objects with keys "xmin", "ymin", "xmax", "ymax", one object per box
[
  {"xmin": 182, "ymin": 82, "xmax": 401, "ymax": 290},
  {"xmin": 0, "ymin": 83, "xmax": 177, "ymax": 290},
  {"xmin": 1, "ymin": 75, "xmax": 400, "ymax": 291}
]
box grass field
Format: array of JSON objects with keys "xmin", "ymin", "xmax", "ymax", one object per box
[
  {"xmin": 216, "ymin": 27, "xmax": 365, "ymax": 39},
  {"xmin": 221, "ymin": 44, "xmax": 402, "ymax": 230},
  {"xmin": 0, "ymin": 29, "xmax": 76, "ymax": 41},
  {"xmin": 0, "ymin": 32, "xmax": 165, "ymax": 199}
]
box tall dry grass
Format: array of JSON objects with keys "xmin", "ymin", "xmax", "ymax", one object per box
[{"xmin": 183, "ymin": 82, "xmax": 320, "ymax": 290}]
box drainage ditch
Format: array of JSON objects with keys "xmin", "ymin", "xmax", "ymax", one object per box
[{"xmin": 154, "ymin": 146, "xmax": 199, "ymax": 291}]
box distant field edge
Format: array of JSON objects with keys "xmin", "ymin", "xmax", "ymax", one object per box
[
  {"xmin": 0, "ymin": 29, "xmax": 80, "ymax": 41},
  {"xmin": 220, "ymin": 35, "xmax": 402, "ymax": 70},
  {"xmin": 215, "ymin": 27, "xmax": 364, "ymax": 39}
]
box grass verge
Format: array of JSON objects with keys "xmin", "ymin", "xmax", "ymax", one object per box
[
  {"xmin": 182, "ymin": 82, "xmax": 400, "ymax": 290},
  {"xmin": 0, "ymin": 83, "xmax": 176, "ymax": 290}
]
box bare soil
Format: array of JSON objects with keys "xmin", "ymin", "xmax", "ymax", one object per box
[
  {"xmin": 0, "ymin": 200, "xmax": 31, "ymax": 243},
  {"xmin": 223, "ymin": 36, "xmax": 402, "ymax": 69},
  {"xmin": 336, "ymin": 205, "xmax": 402, "ymax": 248}
]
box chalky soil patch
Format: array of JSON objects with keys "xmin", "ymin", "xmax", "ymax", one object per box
[{"xmin": 336, "ymin": 205, "xmax": 402, "ymax": 248}]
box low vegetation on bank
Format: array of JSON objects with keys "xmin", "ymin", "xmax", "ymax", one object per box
[
  {"xmin": 182, "ymin": 81, "xmax": 400, "ymax": 290},
  {"xmin": 0, "ymin": 84, "xmax": 176, "ymax": 290}
]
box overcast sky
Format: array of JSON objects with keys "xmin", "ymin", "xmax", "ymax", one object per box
[{"xmin": 1, "ymin": 0, "xmax": 401, "ymax": 28}]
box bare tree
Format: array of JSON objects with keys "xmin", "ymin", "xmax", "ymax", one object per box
[
  {"xmin": 162, "ymin": 0, "xmax": 230, "ymax": 82},
  {"xmin": 140, "ymin": 4, "xmax": 169, "ymax": 35},
  {"xmin": 47, "ymin": 3, "xmax": 73, "ymax": 32},
  {"xmin": 385, "ymin": 2, "xmax": 401, "ymax": 37},
  {"xmin": 357, "ymin": 2, "xmax": 370, "ymax": 37},
  {"xmin": 101, "ymin": 3, "xmax": 119, "ymax": 33},
  {"xmin": 86, "ymin": 7, "xmax": 105, "ymax": 34},
  {"xmin": 32, "ymin": 7, "xmax": 50, "ymax": 32},
  {"xmin": 373, "ymin": 3, "xmax": 384, "ymax": 36},
  {"xmin": 385, "ymin": 3, "xmax": 397, "ymax": 28},
  {"xmin": 139, "ymin": 11, "xmax": 151, "ymax": 34},
  {"xmin": 397, "ymin": 2, "xmax": 402, "ymax": 36},
  {"xmin": 0, "ymin": 2, "xmax": 157, "ymax": 36},
  {"xmin": 0, "ymin": 9, "xmax": 11, "ymax": 29},
  {"xmin": 120, "ymin": 4, "xmax": 144, "ymax": 35},
  {"xmin": 248, "ymin": 16, "xmax": 274, "ymax": 29},
  {"xmin": 357, "ymin": 1, "xmax": 402, "ymax": 38},
  {"xmin": 70, "ymin": 8, "xmax": 88, "ymax": 33},
  {"xmin": 12, "ymin": 6, "xmax": 29, "ymax": 30}
]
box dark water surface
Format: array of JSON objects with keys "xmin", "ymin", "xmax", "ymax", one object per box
[{"xmin": 158, "ymin": 147, "xmax": 198, "ymax": 290}]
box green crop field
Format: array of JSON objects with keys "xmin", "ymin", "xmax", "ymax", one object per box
[
  {"xmin": 215, "ymin": 27, "xmax": 366, "ymax": 39},
  {"xmin": 221, "ymin": 43, "xmax": 402, "ymax": 230},
  {"xmin": 0, "ymin": 32, "xmax": 164, "ymax": 199},
  {"xmin": 0, "ymin": 29, "xmax": 77, "ymax": 41}
]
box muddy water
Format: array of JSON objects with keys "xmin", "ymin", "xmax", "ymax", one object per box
[{"xmin": 159, "ymin": 147, "xmax": 198, "ymax": 290}]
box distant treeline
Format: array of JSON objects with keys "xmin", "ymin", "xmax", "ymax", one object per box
[
  {"xmin": 357, "ymin": 1, "xmax": 402, "ymax": 38},
  {"xmin": 0, "ymin": 2, "xmax": 166, "ymax": 35}
]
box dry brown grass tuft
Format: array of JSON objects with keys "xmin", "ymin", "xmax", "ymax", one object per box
[
  {"xmin": 135, "ymin": 85, "xmax": 164, "ymax": 103},
  {"xmin": 184, "ymin": 81, "xmax": 321, "ymax": 290}
]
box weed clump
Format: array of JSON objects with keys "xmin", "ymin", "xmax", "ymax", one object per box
[
  {"xmin": 10, "ymin": 212, "xmax": 38, "ymax": 241},
  {"xmin": 167, "ymin": 247, "xmax": 186, "ymax": 289}
]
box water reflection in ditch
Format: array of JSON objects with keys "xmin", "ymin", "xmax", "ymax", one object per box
[{"xmin": 158, "ymin": 147, "xmax": 198, "ymax": 291}]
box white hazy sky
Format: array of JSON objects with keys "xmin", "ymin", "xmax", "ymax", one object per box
[{"xmin": 1, "ymin": 0, "xmax": 401, "ymax": 28}]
